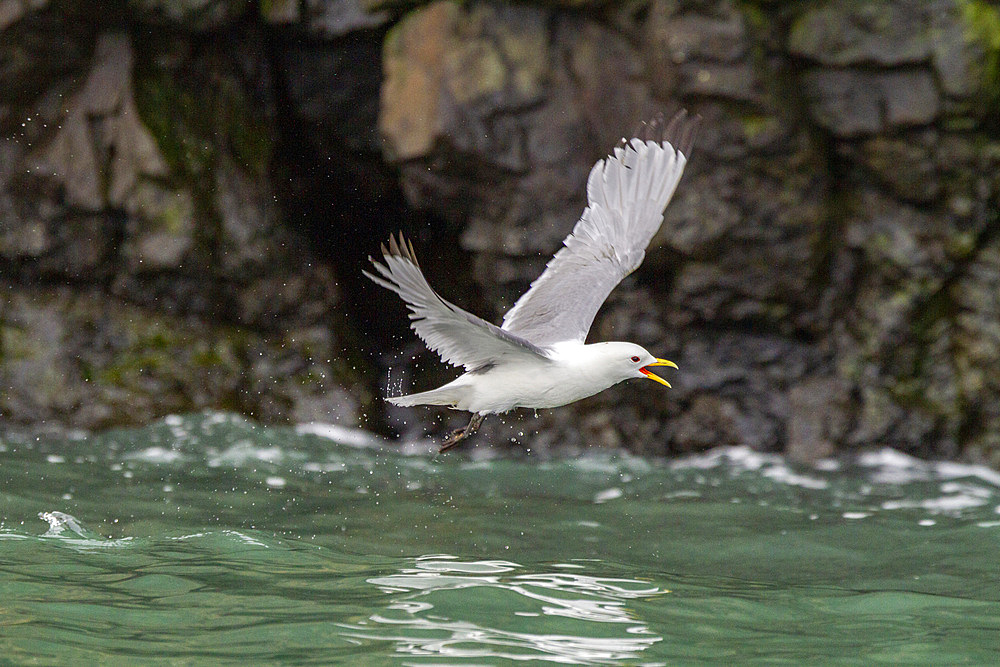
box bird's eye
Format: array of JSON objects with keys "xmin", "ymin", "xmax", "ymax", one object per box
[{"xmin": 630, "ymin": 356, "xmax": 641, "ymax": 363}]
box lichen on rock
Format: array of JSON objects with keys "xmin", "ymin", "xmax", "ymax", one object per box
[{"xmin": 0, "ymin": 285, "xmax": 366, "ymax": 430}]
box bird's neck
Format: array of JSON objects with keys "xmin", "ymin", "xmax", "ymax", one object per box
[{"xmin": 550, "ymin": 341, "xmax": 626, "ymax": 379}]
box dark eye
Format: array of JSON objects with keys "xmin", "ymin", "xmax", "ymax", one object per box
[{"xmin": 630, "ymin": 356, "xmax": 641, "ymax": 363}]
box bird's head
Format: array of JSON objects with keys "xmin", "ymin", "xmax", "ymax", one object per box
[{"xmin": 591, "ymin": 342, "xmax": 677, "ymax": 388}]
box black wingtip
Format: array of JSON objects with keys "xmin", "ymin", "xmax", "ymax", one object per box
[
  {"xmin": 379, "ymin": 232, "xmax": 421, "ymax": 267},
  {"xmin": 406, "ymin": 237, "xmax": 420, "ymax": 268},
  {"xmin": 677, "ymin": 113, "xmax": 701, "ymax": 158},
  {"xmin": 633, "ymin": 108, "xmax": 700, "ymax": 158},
  {"xmin": 633, "ymin": 111, "xmax": 668, "ymax": 143}
]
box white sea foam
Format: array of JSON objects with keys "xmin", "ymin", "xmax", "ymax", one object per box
[
  {"xmin": 124, "ymin": 446, "xmax": 187, "ymax": 463},
  {"xmin": 670, "ymin": 445, "xmax": 774, "ymax": 471},
  {"xmin": 761, "ymin": 466, "xmax": 828, "ymax": 490},
  {"xmin": 671, "ymin": 446, "xmax": 828, "ymax": 489},
  {"xmin": 673, "ymin": 445, "xmax": 1000, "ymax": 491},
  {"xmin": 296, "ymin": 422, "xmax": 385, "ymax": 449},
  {"xmin": 207, "ymin": 441, "xmax": 283, "ymax": 467},
  {"xmin": 859, "ymin": 448, "xmax": 1000, "ymax": 488},
  {"xmin": 222, "ymin": 530, "xmax": 269, "ymax": 548},
  {"xmin": 593, "ymin": 488, "xmax": 624, "ymax": 503},
  {"xmin": 39, "ymin": 511, "xmax": 88, "ymax": 538},
  {"xmin": 35, "ymin": 512, "xmax": 134, "ymax": 549},
  {"xmin": 881, "ymin": 481, "xmax": 992, "ymax": 514}
]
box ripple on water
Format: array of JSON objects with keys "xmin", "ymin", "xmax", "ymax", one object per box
[
  {"xmin": 4, "ymin": 414, "xmax": 1000, "ymax": 663},
  {"xmin": 343, "ymin": 555, "xmax": 665, "ymax": 663}
]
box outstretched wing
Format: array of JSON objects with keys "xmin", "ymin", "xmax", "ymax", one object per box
[
  {"xmin": 364, "ymin": 234, "xmax": 550, "ymax": 372},
  {"xmin": 501, "ymin": 110, "xmax": 699, "ymax": 346}
]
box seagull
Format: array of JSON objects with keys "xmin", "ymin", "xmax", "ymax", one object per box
[{"xmin": 365, "ymin": 110, "xmax": 699, "ymax": 451}]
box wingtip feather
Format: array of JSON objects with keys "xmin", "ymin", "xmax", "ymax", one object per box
[
  {"xmin": 677, "ymin": 114, "xmax": 701, "ymax": 158},
  {"xmin": 632, "ymin": 108, "xmax": 700, "ymax": 159},
  {"xmin": 407, "ymin": 237, "xmax": 419, "ymax": 268}
]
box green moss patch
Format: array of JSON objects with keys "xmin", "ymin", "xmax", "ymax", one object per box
[{"xmin": 959, "ymin": 0, "xmax": 1000, "ymax": 122}]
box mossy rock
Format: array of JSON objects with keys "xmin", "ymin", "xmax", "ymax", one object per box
[
  {"xmin": 957, "ymin": 0, "xmax": 1000, "ymax": 122},
  {"xmin": 0, "ymin": 286, "xmax": 363, "ymax": 431}
]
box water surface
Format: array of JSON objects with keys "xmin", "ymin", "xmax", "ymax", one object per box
[{"xmin": 2, "ymin": 413, "xmax": 999, "ymax": 663}]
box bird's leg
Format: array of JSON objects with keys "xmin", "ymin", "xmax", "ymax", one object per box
[{"xmin": 440, "ymin": 413, "xmax": 486, "ymax": 452}]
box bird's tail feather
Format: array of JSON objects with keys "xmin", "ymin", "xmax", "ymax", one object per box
[{"xmin": 387, "ymin": 386, "xmax": 461, "ymax": 408}]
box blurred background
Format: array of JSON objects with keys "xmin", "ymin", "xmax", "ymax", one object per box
[{"xmin": 2, "ymin": 0, "xmax": 999, "ymax": 464}]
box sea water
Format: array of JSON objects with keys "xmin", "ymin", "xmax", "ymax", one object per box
[{"xmin": 2, "ymin": 412, "xmax": 999, "ymax": 663}]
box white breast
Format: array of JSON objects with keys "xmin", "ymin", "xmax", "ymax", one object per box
[{"xmin": 452, "ymin": 342, "xmax": 624, "ymax": 414}]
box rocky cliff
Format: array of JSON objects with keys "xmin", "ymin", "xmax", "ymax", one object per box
[{"xmin": 2, "ymin": 0, "xmax": 999, "ymax": 464}]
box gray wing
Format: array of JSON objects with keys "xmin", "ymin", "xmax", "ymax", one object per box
[
  {"xmin": 364, "ymin": 234, "xmax": 550, "ymax": 372},
  {"xmin": 501, "ymin": 110, "xmax": 699, "ymax": 346}
]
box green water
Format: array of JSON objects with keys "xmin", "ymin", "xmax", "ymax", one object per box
[{"xmin": 2, "ymin": 413, "xmax": 999, "ymax": 664}]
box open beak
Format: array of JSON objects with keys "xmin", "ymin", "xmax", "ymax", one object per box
[{"xmin": 640, "ymin": 359, "xmax": 677, "ymax": 388}]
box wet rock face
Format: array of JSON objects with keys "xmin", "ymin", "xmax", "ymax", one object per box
[
  {"xmin": 790, "ymin": 0, "xmax": 995, "ymax": 136},
  {"xmin": 374, "ymin": 0, "xmax": 1000, "ymax": 463},
  {"xmin": 1, "ymin": 3, "xmax": 363, "ymax": 432},
  {"xmin": 3, "ymin": 0, "xmax": 1000, "ymax": 465},
  {"xmin": 379, "ymin": 0, "xmax": 654, "ymax": 312},
  {"xmin": 127, "ymin": 0, "xmax": 256, "ymax": 30},
  {"xmin": 0, "ymin": 285, "xmax": 363, "ymax": 428}
]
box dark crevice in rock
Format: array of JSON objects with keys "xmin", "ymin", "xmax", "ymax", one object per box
[
  {"xmin": 264, "ymin": 25, "xmax": 459, "ymax": 434},
  {"xmin": 946, "ymin": 193, "xmax": 1000, "ymax": 454}
]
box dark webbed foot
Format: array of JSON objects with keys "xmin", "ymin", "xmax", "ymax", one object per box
[
  {"xmin": 439, "ymin": 413, "xmax": 485, "ymax": 453},
  {"xmin": 440, "ymin": 428, "xmax": 470, "ymax": 452}
]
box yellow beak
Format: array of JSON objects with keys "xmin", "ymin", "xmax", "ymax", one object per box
[{"xmin": 639, "ymin": 359, "xmax": 677, "ymax": 388}]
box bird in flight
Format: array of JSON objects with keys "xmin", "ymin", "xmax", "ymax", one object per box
[{"xmin": 366, "ymin": 110, "xmax": 699, "ymax": 452}]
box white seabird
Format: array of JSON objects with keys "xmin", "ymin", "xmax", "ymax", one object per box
[{"xmin": 366, "ymin": 110, "xmax": 699, "ymax": 451}]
